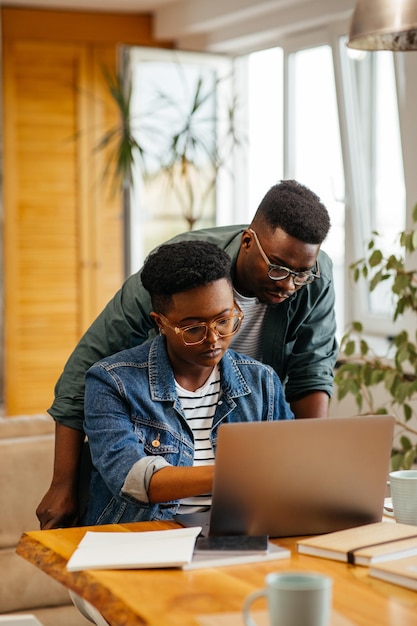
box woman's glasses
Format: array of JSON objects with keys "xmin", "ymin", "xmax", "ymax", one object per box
[{"xmin": 158, "ymin": 304, "xmax": 244, "ymax": 346}]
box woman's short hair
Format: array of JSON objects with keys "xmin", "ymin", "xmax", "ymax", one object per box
[{"xmin": 141, "ymin": 240, "xmax": 232, "ymax": 312}]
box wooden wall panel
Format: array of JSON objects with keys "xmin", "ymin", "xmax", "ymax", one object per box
[
  {"xmin": 4, "ymin": 41, "xmax": 87, "ymax": 413},
  {"xmin": 2, "ymin": 8, "xmax": 167, "ymax": 414}
]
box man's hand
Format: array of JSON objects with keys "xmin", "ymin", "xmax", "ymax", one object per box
[
  {"xmin": 36, "ymin": 484, "xmax": 79, "ymax": 529},
  {"xmin": 36, "ymin": 421, "xmax": 85, "ymax": 529}
]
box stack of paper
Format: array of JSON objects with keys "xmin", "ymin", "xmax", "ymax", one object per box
[{"xmin": 66, "ymin": 527, "xmax": 290, "ymax": 572}]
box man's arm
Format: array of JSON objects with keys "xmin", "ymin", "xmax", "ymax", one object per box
[
  {"xmin": 38, "ymin": 274, "xmax": 155, "ymax": 529},
  {"xmin": 281, "ymin": 251, "xmax": 338, "ymax": 411},
  {"xmin": 36, "ymin": 422, "xmax": 85, "ymax": 529},
  {"xmin": 48, "ymin": 272, "xmax": 155, "ymax": 431},
  {"xmin": 290, "ymin": 390, "xmax": 329, "ymax": 419}
]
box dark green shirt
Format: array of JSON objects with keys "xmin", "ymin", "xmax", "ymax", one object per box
[{"xmin": 48, "ymin": 225, "xmax": 338, "ymax": 431}]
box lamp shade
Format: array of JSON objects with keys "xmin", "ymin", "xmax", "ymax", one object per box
[{"xmin": 347, "ymin": 0, "xmax": 417, "ymax": 50}]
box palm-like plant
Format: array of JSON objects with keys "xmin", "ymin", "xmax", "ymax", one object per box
[
  {"xmin": 97, "ymin": 64, "xmax": 243, "ymax": 230},
  {"xmin": 95, "ymin": 68, "xmax": 145, "ymax": 192}
]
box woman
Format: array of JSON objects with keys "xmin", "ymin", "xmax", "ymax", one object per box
[{"xmin": 82, "ymin": 240, "xmax": 293, "ymax": 525}]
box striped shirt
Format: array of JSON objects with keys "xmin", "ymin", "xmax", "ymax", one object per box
[
  {"xmin": 229, "ymin": 289, "xmax": 267, "ymax": 361},
  {"xmin": 176, "ymin": 365, "xmax": 220, "ymax": 514}
]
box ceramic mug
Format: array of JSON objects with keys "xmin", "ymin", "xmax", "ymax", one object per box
[
  {"xmin": 243, "ymin": 571, "xmax": 333, "ymax": 626},
  {"xmin": 389, "ymin": 470, "xmax": 417, "ymax": 525}
]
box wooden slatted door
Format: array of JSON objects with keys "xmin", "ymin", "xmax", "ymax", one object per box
[{"xmin": 3, "ymin": 40, "xmax": 124, "ymax": 414}]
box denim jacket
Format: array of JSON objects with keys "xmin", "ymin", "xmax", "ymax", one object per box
[{"xmin": 83, "ymin": 335, "xmax": 294, "ymax": 525}]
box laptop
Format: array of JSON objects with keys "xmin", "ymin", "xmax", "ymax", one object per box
[{"xmin": 175, "ymin": 415, "xmax": 394, "ymax": 538}]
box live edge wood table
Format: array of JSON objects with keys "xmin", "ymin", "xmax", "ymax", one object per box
[{"xmin": 17, "ymin": 521, "xmax": 417, "ymax": 626}]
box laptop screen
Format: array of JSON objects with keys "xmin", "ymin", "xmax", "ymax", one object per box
[{"xmin": 208, "ymin": 415, "xmax": 394, "ymax": 537}]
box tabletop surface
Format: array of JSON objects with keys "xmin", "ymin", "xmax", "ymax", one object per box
[{"xmin": 16, "ymin": 520, "xmax": 417, "ymax": 626}]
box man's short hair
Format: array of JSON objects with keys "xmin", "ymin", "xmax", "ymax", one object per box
[
  {"xmin": 141, "ymin": 240, "xmax": 232, "ymax": 312},
  {"xmin": 252, "ymin": 179, "xmax": 331, "ymax": 244}
]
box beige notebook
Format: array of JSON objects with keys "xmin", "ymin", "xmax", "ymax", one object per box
[
  {"xmin": 370, "ymin": 553, "xmax": 417, "ymax": 590},
  {"xmin": 297, "ymin": 521, "xmax": 417, "ymax": 565}
]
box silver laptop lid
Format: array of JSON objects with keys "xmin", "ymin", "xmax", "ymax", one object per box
[{"xmin": 209, "ymin": 415, "xmax": 394, "ymax": 538}]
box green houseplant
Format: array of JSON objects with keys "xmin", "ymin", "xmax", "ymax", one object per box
[
  {"xmin": 97, "ymin": 65, "xmax": 242, "ymax": 231},
  {"xmin": 335, "ymin": 204, "xmax": 417, "ymax": 470}
]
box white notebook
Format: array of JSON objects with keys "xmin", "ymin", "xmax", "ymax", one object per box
[{"xmin": 66, "ymin": 527, "xmax": 201, "ymax": 571}]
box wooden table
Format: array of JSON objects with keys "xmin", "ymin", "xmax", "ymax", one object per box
[{"xmin": 16, "ymin": 521, "xmax": 417, "ymax": 626}]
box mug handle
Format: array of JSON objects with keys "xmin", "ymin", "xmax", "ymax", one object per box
[{"xmin": 243, "ymin": 589, "xmax": 267, "ymax": 626}]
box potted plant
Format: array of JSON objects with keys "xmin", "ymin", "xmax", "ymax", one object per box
[
  {"xmin": 335, "ymin": 204, "xmax": 417, "ymax": 470},
  {"xmin": 97, "ymin": 64, "xmax": 242, "ymax": 231}
]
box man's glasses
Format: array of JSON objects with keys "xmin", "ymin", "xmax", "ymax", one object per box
[
  {"xmin": 249, "ymin": 229, "xmax": 320, "ymax": 286},
  {"xmin": 158, "ymin": 304, "xmax": 244, "ymax": 346}
]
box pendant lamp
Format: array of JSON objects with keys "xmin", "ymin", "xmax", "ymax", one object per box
[{"xmin": 347, "ymin": 0, "xmax": 417, "ymax": 50}]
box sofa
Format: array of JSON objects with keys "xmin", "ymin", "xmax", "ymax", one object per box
[{"xmin": 0, "ymin": 414, "xmax": 89, "ymax": 625}]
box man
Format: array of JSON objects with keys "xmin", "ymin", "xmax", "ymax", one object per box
[
  {"xmin": 82, "ymin": 240, "xmax": 293, "ymax": 526},
  {"xmin": 37, "ymin": 179, "xmax": 337, "ymax": 529}
]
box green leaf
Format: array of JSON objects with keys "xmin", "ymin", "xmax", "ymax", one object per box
[
  {"xmin": 369, "ymin": 269, "xmax": 385, "ymax": 291},
  {"xmin": 396, "ymin": 346, "xmax": 409, "ymax": 365},
  {"xmin": 403, "ymin": 403, "xmax": 413, "ymax": 421},
  {"xmin": 336, "ymin": 362, "xmax": 361, "ymax": 374},
  {"xmin": 363, "ymin": 363, "xmax": 374, "ymax": 386},
  {"xmin": 404, "ymin": 448, "xmax": 417, "ymax": 469},
  {"xmin": 392, "ymin": 330, "xmax": 408, "ymax": 346},
  {"xmin": 336, "ymin": 379, "xmax": 362, "ymax": 409},
  {"xmin": 336, "ymin": 384, "xmax": 350, "ymax": 402},
  {"xmin": 369, "ymin": 249, "xmax": 383, "ymax": 267},
  {"xmin": 394, "ymin": 382, "xmax": 411, "ymax": 404},
  {"xmin": 384, "ymin": 367, "xmax": 397, "ymax": 385},
  {"xmin": 393, "ymin": 274, "xmax": 411, "ymax": 293},
  {"xmin": 360, "ymin": 340, "xmax": 369, "ymax": 356},
  {"xmin": 391, "ymin": 452, "xmax": 404, "ymax": 471},
  {"xmin": 400, "ymin": 435, "xmax": 412, "ymax": 451},
  {"xmin": 386, "ymin": 255, "xmax": 403, "ymax": 270},
  {"xmin": 370, "ymin": 369, "xmax": 385, "ymax": 385},
  {"xmin": 344, "ymin": 340, "xmax": 356, "ymax": 357}
]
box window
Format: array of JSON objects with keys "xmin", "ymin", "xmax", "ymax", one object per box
[
  {"xmin": 245, "ymin": 41, "xmax": 345, "ymax": 338},
  {"xmin": 243, "ymin": 29, "xmax": 406, "ymax": 343},
  {"xmin": 339, "ymin": 43, "xmax": 405, "ymax": 329},
  {"xmin": 247, "ymin": 48, "xmax": 284, "ymax": 214},
  {"xmin": 286, "ymin": 44, "xmax": 345, "ymax": 338},
  {"xmin": 127, "ymin": 47, "xmax": 233, "ymax": 272},
  {"xmin": 125, "ymin": 35, "xmax": 406, "ymax": 345}
]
